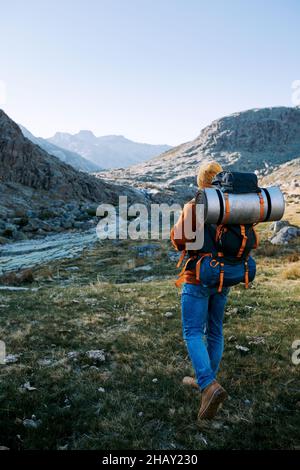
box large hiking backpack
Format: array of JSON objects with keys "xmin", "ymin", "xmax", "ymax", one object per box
[
  {"xmin": 175, "ymin": 172, "xmax": 262, "ymax": 290},
  {"xmin": 210, "ymin": 171, "xmax": 259, "ymax": 261}
]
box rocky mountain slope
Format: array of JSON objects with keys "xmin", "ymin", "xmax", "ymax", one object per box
[
  {"xmin": 48, "ymin": 130, "xmax": 171, "ymax": 169},
  {"xmin": 97, "ymin": 107, "xmax": 300, "ymax": 203},
  {"xmin": 261, "ymin": 158, "xmax": 300, "ymax": 197},
  {"xmin": 261, "ymin": 158, "xmax": 300, "ymax": 226},
  {"xmin": 0, "ymin": 110, "xmax": 146, "ymax": 242},
  {"xmin": 20, "ymin": 125, "xmax": 101, "ymax": 172}
]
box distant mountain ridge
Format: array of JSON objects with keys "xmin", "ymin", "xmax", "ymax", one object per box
[
  {"xmin": 48, "ymin": 130, "xmax": 172, "ymax": 169},
  {"xmin": 19, "ymin": 125, "xmax": 101, "ymax": 173},
  {"xmin": 97, "ymin": 106, "xmax": 300, "ymax": 203}
]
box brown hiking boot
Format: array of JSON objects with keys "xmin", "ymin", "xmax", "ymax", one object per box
[
  {"xmin": 198, "ymin": 380, "xmax": 228, "ymax": 420},
  {"xmin": 182, "ymin": 376, "xmax": 199, "ymax": 390}
]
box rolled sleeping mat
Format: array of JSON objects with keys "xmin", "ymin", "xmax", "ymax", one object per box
[{"xmin": 201, "ymin": 186, "xmax": 285, "ymax": 224}]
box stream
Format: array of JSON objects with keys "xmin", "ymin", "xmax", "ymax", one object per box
[{"xmin": 0, "ymin": 228, "xmax": 99, "ymax": 275}]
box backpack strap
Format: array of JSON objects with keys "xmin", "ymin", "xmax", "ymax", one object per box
[
  {"xmin": 244, "ymin": 257, "xmax": 249, "ymax": 289},
  {"xmin": 223, "ymin": 193, "xmax": 230, "ymax": 224},
  {"xmin": 195, "ymin": 253, "xmax": 212, "ymax": 281},
  {"xmin": 237, "ymin": 224, "xmax": 248, "ymax": 258},
  {"xmin": 218, "ymin": 261, "xmax": 225, "ymax": 292},
  {"xmin": 257, "ymin": 191, "xmax": 265, "ymax": 222},
  {"xmin": 215, "ymin": 224, "xmax": 227, "ymax": 242},
  {"xmin": 176, "ymin": 250, "xmax": 186, "ymax": 268},
  {"xmin": 215, "ymin": 224, "xmax": 223, "ymax": 242},
  {"xmin": 175, "ymin": 254, "xmax": 197, "ymax": 287},
  {"xmin": 252, "ymin": 224, "xmax": 259, "ymax": 249},
  {"xmin": 216, "ymin": 252, "xmax": 225, "ymax": 293}
]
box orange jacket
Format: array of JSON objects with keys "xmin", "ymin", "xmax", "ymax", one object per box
[{"xmin": 170, "ymin": 201, "xmax": 201, "ymax": 286}]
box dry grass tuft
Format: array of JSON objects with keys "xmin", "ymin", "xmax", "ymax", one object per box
[{"xmin": 281, "ymin": 262, "xmax": 300, "ymax": 280}]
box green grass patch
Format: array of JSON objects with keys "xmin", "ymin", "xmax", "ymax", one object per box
[{"xmin": 0, "ymin": 237, "xmax": 299, "ymax": 450}]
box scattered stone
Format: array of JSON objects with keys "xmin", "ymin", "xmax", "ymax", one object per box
[
  {"xmin": 131, "ymin": 244, "xmax": 161, "ymax": 258},
  {"xmin": 247, "ymin": 336, "xmax": 265, "ymax": 345},
  {"xmin": 196, "ymin": 433, "xmax": 208, "ymax": 446},
  {"xmin": 5, "ymin": 354, "xmax": 20, "ymax": 364},
  {"xmin": 57, "ymin": 444, "xmax": 68, "ymax": 451},
  {"xmin": 226, "ymin": 307, "xmax": 238, "ymax": 316},
  {"xmin": 20, "ymin": 382, "xmax": 37, "ymax": 392},
  {"xmin": 167, "ymin": 251, "xmax": 181, "ymax": 262},
  {"xmin": 97, "ymin": 387, "xmax": 105, "ymax": 393},
  {"xmin": 86, "ymin": 350, "xmax": 106, "ymax": 362},
  {"xmin": 85, "ymin": 298, "xmax": 98, "ymax": 305},
  {"xmin": 152, "ymin": 378, "xmax": 158, "ymax": 383},
  {"xmin": 1, "ymin": 223, "xmax": 17, "ymax": 238},
  {"xmin": 64, "ymin": 266, "xmax": 80, "ymax": 271},
  {"xmin": 211, "ymin": 422, "xmax": 223, "ymax": 429},
  {"xmin": 38, "ymin": 358, "xmax": 53, "ymax": 366},
  {"xmin": 235, "ymin": 345, "xmax": 250, "ymax": 353},
  {"xmin": 133, "ymin": 265, "xmax": 152, "ymax": 272},
  {"xmin": 137, "ymin": 411, "xmax": 144, "ymax": 417},
  {"xmin": 164, "ymin": 311, "xmax": 174, "ymax": 318},
  {"xmin": 142, "ymin": 276, "xmax": 156, "ymax": 282},
  {"xmin": 67, "ymin": 351, "xmax": 80, "ymax": 360},
  {"xmin": 228, "ymin": 335, "xmax": 236, "ymax": 342},
  {"xmin": 23, "ymin": 417, "xmax": 42, "ymax": 429}
]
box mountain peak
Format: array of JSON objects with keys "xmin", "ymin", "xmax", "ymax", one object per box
[{"xmin": 76, "ymin": 130, "xmax": 97, "ymax": 141}]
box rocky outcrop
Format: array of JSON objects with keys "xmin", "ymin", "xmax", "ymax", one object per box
[
  {"xmin": 0, "ymin": 110, "xmax": 147, "ymax": 241},
  {"xmin": 0, "ymin": 109, "xmax": 147, "ymax": 204},
  {"xmin": 261, "ymin": 158, "xmax": 300, "ymax": 200},
  {"xmin": 96, "ymin": 107, "xmax": 300, "ymax": 204},
  {"xmin": 269, "ymin": 219, "xmax": 300, "ymax": 245},
  {"xmin": 270, "ymin": 225, "xmax": 300, "ymax": 245}
]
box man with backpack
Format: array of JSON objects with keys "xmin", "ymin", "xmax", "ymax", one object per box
[{"xmin": 170, "ymin": 161, "xmax": 259, "ymax": 420}]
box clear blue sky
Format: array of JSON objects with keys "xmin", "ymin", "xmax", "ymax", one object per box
[{"xmin": 0, "ymin": 0, "xmax": 299, "ymax": 145}]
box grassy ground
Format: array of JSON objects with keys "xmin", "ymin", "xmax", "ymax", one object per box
[{"xmin": 0, "ymin": 223, "xmax": 299, "ymax": 450}]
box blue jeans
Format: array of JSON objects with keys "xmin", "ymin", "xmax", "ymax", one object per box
[{"xmin": 181, "ymin": 283, "xmax": 230, "ymax": 391}]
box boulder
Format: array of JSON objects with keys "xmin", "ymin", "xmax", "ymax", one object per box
[
  {"xmin": 0, "ymin": 236, "xmax": 9, "ymax": 245},
  {"xmin": 12, "ymin": 231, "xmax": 27, "ymax": 241},
  {"xmin": 131, "ymin": 244, "xmax": 161, "ymax": 258},
  {"xmin": 269, "ymin": 220, "xmax": 290, "ymax": 233},
  {"xmin": 61, "ymin": 218, "xmax": 74, "ymax": 229},
  {"xmin": 1, "ymin": 223, "xmax": 17, "ymax": 238},
  {"xmin": 270, "ymin": 226, "xmax": 300, "ymax": 245}
]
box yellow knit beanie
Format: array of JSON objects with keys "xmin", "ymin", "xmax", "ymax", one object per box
[{"xmin": 197, "ymin": 161, "xmax": 223, "ymax": 189}]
